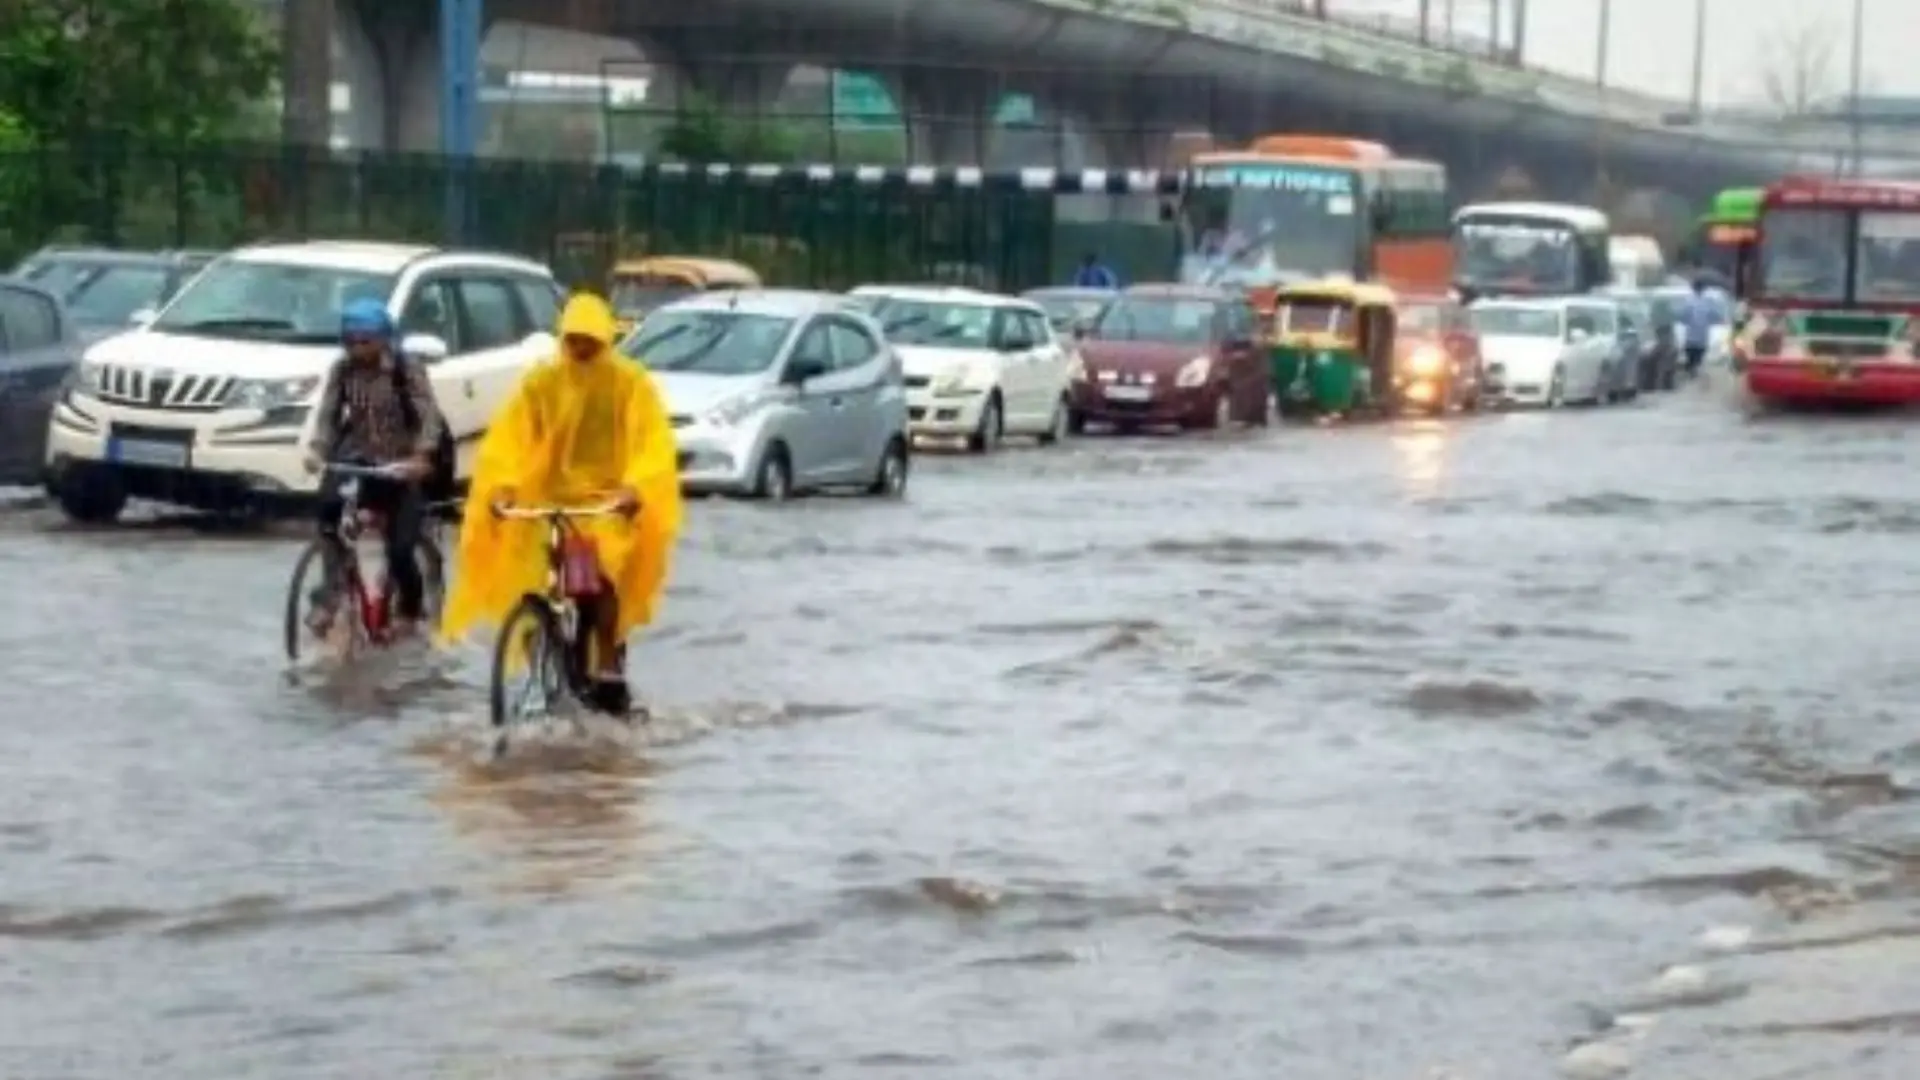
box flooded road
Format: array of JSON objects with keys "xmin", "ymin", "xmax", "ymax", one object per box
[{"xmin": 3, "ymin": 384, "xmax": 1918, "ymax": 1079}]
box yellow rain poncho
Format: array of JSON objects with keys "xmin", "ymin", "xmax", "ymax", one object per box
[{"xmin": 439, "ymin": 293, "xmax": 683, "ymax": 648}]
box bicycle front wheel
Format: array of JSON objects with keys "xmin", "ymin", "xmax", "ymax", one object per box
[
  {"xmin": 283, "ymin": 539, "xmax": 327, "ymax": 663},
  {"xmin": 489, "ymin": 595, "xmax": 566, "ymax": 730}
]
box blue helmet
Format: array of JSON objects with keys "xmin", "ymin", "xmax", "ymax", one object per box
[{"xmin": 340, "ymin": 297, "xmax": 395, "ymax": 341}]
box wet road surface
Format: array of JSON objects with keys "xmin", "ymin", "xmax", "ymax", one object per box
[{"xmin": 3, "ymin": 381, "xmax": 1918, "ymax": 1079}]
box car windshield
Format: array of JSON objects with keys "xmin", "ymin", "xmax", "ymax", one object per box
[
  {"xmin": 1471, "ymin": 306, "xmax": 1561, "ymax": 337},
  {"xmin": 1094, "ymin": 297, "xmax": 1217, "ymax": 343},
  {"xmin": 1453, "ymin": 217, "xmax": 1581, "ymax": 292},
  {"xmin": 1854, "ymin": 211, "xmax": 1920, "ymax": 303},
  {"xmin": 1032, "ymin": 294, "xmax": 1110, "ymax": 329},
  {"xmin": 1757, "ymin": 208, "xmax": 1848, "ymax": 301},
  {"xmin": 625, "ymin": 310, "xmax": 794, "ymax": 375},
  {"xmin": 869, "ymin": 299, "xmax": 995, "ymax": 348},
  {"xmin": 151, "ymin": 260, "xmax": 394, "ymax": 341},
  {"xmin": 611, "ymin": 277, "xmax": 697, "ymax": 314},
  {"xmin": 62, "ymin": 264, "xmax": 173, "ymax": 326},
  {"xmin": 16, "ymin": 257, "xmax": 100, "ymax": 297}
]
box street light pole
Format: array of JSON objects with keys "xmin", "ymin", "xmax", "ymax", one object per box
[
  {"xmin": 1687, "ymin": 0, "xmax": 1706, "ymax": 118},
  {"xmin": 1848, "ymin": 0, "xmax": 1865, "ymax": 174},
  {"xmin": 1595, "ymin": 0, "xmax": 1611, "ymax": 90}
]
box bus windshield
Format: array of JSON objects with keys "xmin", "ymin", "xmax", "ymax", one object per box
[
  {"xmin": 1757, "ymin": 208, "xmax": 1849, "ymax": 301},
  {"xmin": 1453, "ymin": 216, "xmax": 1580, "ymax": 292},
  {"xmin": 1854, "ymin": 212, "xmax": 1920, "ymax": 304},
  {"xmin": 1179, "ymin": 162, "xmax": 1361, "ymax": 287}
]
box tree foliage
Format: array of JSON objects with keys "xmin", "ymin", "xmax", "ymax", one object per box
[
  {"xmin": 0, "ymin": 0, "xmax": 278, "ymax": 145},
  {"xmin": 656, "ymin": 92, "xmax": 801, "ymax": 163},
  {"xmin": 1755, "ymin": 19, "xmax": 1837, "ymax": 117}
]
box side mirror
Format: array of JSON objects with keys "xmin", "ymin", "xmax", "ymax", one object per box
[
  {"xmin": 129, "ymin": 307, "xmax": 157, "ymax": 327},
  {"xmin": 783, "ymin": 356, "xmax": 828, "ymax": 385},
  {"xmin": 402, "ymin": 332, "xmax": 449, "ymax": 361}
]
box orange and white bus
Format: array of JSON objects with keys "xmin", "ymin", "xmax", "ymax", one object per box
[{"xmin": 1179, "ymin": 135, "xmax": 1452, "ymax": 306}]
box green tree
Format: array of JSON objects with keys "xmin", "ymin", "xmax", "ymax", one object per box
[
  {"xmin": 657, "ymin": 92, "xmax": 801, "ymax": 163},
  {"xmin": 0, "ymin": 0, "xmax": 277, "ymax": 145}
]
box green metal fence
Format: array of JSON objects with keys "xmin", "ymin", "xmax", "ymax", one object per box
[{"xmin": 0, "ymin": 143, "xmax": 1179, "ymax": 293}]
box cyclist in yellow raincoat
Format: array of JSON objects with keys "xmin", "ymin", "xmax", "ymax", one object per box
[{"xmin": 439, "ymin": 293, "xmax": 683, "ymax": 712}]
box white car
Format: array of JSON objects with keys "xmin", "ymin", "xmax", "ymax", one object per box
[
  {"xmin": 43, "ymin": 240, "xmax": 562, "ymax": 523},
  {"xmin": 849, "ymin": 285, "xmax": 1073, "ymax": 451},
  {"xmin": 1470, "ymin": 297, "xmax": 1618, "ymax": 408}
]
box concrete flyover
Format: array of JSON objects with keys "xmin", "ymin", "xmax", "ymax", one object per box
[{"xmin": 322, "ymin": 0, "xmax": 1920, "ymax": 202}]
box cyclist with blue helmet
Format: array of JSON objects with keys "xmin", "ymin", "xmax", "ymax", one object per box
[{"xmin": 302, "ymin": 297, "xmax": 447, "ymax": 638}]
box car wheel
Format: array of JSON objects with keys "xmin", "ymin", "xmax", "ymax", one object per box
[
  {"xmin": 966, "ymin": 393, "xmax": 1003, "ymax": 454},
  {"xmin": 866, "ymin": 436, "xmax": 909, "ymax": 497},
  {"xmin": 753, "ymin": 444, "xmax": 793, "ymax": 501},
  {"xmin": 54, "ymin": 471, "xmax": 127, "ymax": 524},
  {"xmin": 1035, "ymin": 395, "xmax": 1070, "ymax": 446},
  {"xmin": 1212, "ymin": 389, "xmax": 1234, "ymax": 430}
]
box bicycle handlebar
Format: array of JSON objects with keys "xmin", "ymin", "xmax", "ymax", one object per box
[
  {"xmin": 490, "ymin": 500, "xmax": 633, "ymax": 521},
  {"xmin": 328, "ymin": 461, "xmax": 411, "ymax": 479}
]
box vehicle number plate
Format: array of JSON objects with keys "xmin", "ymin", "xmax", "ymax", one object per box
[
  {"xmin": 107, "ymin": 436, "xmax": 189, "ymax": 468},
  {"xmin": 1105, "ymin": 385, "xmax": 1152, "ymax": 401}
]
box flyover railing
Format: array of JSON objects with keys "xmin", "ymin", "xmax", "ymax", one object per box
[
  {"xmin": 1049, "ymin": 0, "xmax": 1920, "ymax": 161},
  {"xmin": 0, "ymin": 142, "xmax": 1183, "ymax": 292}
]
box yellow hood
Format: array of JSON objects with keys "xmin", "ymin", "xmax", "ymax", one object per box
[{"xmin": 559, "ymin": 293, "xmax": 621, "ymax": 351}]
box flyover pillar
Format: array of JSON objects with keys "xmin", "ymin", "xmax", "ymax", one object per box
[
  {"xmin": 676, "ymin": 58, "xmax": 794, "ymax": 115},
  {"xmin": 1054, "ymin": 74, "xmax": 1217, "ymax": 170},
  {"xmin": 281, "ymin": 0, "xmax": 337, "ymax": 147},
  {"xmin": 892, "ymin": 69, "xmax": 1002, "ymax": 166}
]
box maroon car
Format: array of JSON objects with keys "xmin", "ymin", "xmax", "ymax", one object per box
[{"xmin": 1067, "ymin": 284, "xmax": 1269, "ymax": 433}]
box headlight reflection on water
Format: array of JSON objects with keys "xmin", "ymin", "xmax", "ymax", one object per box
[{"xmin": 1390, "ymin": 422, "xmax": 1451, "ymax": 500}]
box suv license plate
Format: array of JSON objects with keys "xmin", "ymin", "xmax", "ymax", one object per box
[{"xmin": 108, "ymin": 437, "xmax": 189, "ymax": 469}]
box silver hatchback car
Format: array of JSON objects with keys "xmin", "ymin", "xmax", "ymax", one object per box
[{"xmin": 627, "ymin": 290, "xmax": 911, "ymax": 500}]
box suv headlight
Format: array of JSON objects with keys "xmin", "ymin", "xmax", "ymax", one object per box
[
  {"xmin": 228, "ymin": 376, "xmax": 320, "ymax": 410},
  {"xmin": 706, "ymin": 390, "xmax": 776, "ymax": 427},
  {"xmin": 1175, "ymin": 356, "xmax": 1211, "ymax": 388},
  {"xmin": 66, "ymin": 358, "xmax": 106, "ymax": 395}
]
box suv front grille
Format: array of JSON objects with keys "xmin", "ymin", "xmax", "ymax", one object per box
[{"xmin": 98, "ymin": 365, "xmax": 234, "ymax": 411}]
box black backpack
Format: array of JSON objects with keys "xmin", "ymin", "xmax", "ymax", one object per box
[{"xmin": 331, "ymin": 354, "xmax": 458, "ymax": 503}]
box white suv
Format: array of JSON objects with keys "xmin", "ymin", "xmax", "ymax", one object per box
[
  {"xmin": 849, "ymin": 285, "xmax": 1073, "ymax": 452},
  {"xmin": 43, "ymin": 240, "xmax": 562, "ymax": 522}
]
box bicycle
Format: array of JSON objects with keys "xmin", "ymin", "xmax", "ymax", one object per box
[
  {"xmin": 486, "ymin": 499, "xmax": 635, "ymax": 739},
  {"xmin": 282, "ymin": 462, "xmax": 448, "ymax": 664}
]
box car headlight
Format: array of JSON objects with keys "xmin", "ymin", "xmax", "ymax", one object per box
[
  {"xmin": 228, "ymin": 376, "xmax": 320, "ymax": 410},
  {"xmin": 1406, "ymin": 347, "xmax": 1444, "ymax": 375},
  {"xmin": 705, "ymin": 390, "xmax": 777, "ymax": 427},
  {"xmin": 933, "ymin": 365, "xmax": 977, "ymax": 396},
  {"xmin": 1175, "ymin": 355, "xmax": 1211, "ymax": 388},
  {"xmin": 1067, "ymin": 354, "xmax": 1086, "ymax": 382}
]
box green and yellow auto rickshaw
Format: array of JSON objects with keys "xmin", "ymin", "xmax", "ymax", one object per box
[{"xmin": 1269, "ymin": 280, "xmax": 1398, "ymax": 419}]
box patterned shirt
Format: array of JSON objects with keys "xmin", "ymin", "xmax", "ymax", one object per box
[{"xmin": 309, "ymin": 352, "xmax": 445, "ymax": 464}]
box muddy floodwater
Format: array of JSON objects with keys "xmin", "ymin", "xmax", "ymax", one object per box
[{"xmin": 2, "ymin": 385, "xmax": 1918, "ymax": 1079}]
